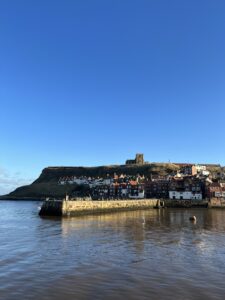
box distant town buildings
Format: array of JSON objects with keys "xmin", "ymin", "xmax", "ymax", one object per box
[{"xmin": 57, "ymin": 154, "xmax": 224, "ymax": 201}]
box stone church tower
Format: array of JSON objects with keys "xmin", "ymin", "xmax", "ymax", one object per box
[
  {"xmin": 135, "ymin": 153, "xmax": 144, "ymax": 165},
  {"xmin": 126, "ymin": 153, "xmax": 144, "ymax": 165}
]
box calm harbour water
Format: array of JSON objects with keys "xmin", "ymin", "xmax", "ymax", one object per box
[{"xmin": 1, "ymin": 201, "xmax": 225, "ymax": 299}]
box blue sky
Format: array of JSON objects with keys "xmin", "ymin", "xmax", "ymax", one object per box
[{"xmin": 0, "ymin": 0, "xmax": 225, "ymax": 194}]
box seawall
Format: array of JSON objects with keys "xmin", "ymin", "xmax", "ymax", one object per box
[
  {"xmin": 39, "ymin": 199, "xmax": 158, "ymax": 217},
  {"xmin": 163, "ymin": 199, "xmax": 208, "ymax": 208},
  {"xmin": 39, "ymin": 198, "xmax": 210, "ymax": 217},
  {"xmin": 39, "ymin": 199, "xmax": 63, "ymax": 216},
  {"xmin": 208, "ymin": 198, "xmax": 225, "ymax": 208}
]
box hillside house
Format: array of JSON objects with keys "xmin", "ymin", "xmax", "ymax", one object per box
[
  {"xmin": 169, "ymin": 176, "xmax": 203, "ymax": 200},
  {"xmin": 145, "ymin": 179, "xmax": 169, "ymax": 199}
]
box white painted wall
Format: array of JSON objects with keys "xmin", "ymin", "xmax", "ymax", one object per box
[
  {"xmin": 129, "ymin": 191, "xmax": 145, "ymax": 199},
  {"xmin": 196, "ymin": 165, "xmax": 206, "ymax": 172},
  {"xmin": 169, "ymin": 191, "xmax": 202, "ymax": 200}
]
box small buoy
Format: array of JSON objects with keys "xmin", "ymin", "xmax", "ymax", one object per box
[{"xmin": 189, "ymin": 216, "xmax": 197, "ymax": 221}]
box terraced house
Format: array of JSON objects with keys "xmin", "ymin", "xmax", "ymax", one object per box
[{"xmin": 169, "ymin": 176, "xmax": 203, "ymax": 200}]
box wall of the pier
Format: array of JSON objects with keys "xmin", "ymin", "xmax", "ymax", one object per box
[
  {"xmin": 164, "ymin": 199, "xmax": 208, "ymax": 208},
  {"xmin": 62, "ymin": 199, "xmax": 158, "ymax": 216},
  {"xmin": 39, "ymin": 200, "xmax": 63, "ymax": 216},
  {"xmin": 39, "ymin": 198, "xmax": 210, "ymax": 217}
]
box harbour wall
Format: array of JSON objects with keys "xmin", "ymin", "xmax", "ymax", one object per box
[
  {"xmin": 39, "ymin": 199, "xmax": 158, "ymax": 217},
  {"xmin": 208, "ymin": 198, "xmax": 225, "ymax": 208},
  {"xmin": 39, "ymin": 198, "xmax": 210, "ymax": 217},
  {"xmin": 163, "ymin": 199, "xmax": 208, "ymax": 208},
  {"xmin": 39, "ymin": 199, "xmax": 63, "ymax": 216}
]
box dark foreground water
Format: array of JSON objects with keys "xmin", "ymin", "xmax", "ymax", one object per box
[{"xmin": 1, "ymin": 201, "xmax": 225, "ymax": 300}]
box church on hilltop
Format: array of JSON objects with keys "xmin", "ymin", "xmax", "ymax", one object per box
[{"xmin": 126, "ymin": 153, "xmax": 145, "ymax": 165}]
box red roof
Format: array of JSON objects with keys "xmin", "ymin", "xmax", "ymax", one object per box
[{"xmin": 129, "ymin": 180, "xmax": 137, "ymax": 186}]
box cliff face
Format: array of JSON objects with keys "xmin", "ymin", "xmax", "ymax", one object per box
[{"xmin": 2, "ymin": 163, "xmax": 179, "ymax": 199}]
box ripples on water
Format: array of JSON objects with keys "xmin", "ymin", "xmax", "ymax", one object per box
[{"xmin": 1, "ymin": 201, "xmax": 225, "ymax": 299}]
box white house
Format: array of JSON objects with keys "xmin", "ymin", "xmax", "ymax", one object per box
[
  {"xmin": 195, "ymin": 165, "xmax": 210, "ymax": 176},
  {"xmin": 103, "ymin": 178, "xmax": 112, "ymax": 185},
  {"xmin": 195, "ymin": 165, "xmax": 206, "ymax": 172},
  {"xmin": 169, "ymin": 191, "xmax": 202, "ymax": 200},
  {"xmin": 202, "ymin": 170, "xmax": 210, "ymax": 176},
  {"xmin": 59, "ymin": 179, "xmax": 66, "ymax": 185},
  {"xmin": 121, "ymin": 188, "xmax": 128, "ymax": 197},
  {"xmin": 129, "ymin": 190, "xmax": 145, "ymax": 199},
  {"xmin": 73, "ymin": 178, "xmax": 89, "ymax": 185}
]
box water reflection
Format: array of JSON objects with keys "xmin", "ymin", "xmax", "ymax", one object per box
[
  {"xmin": 59, "ymin": 208, "xmax": 225, "ymax": 257},
  {"xmin": 1, "ymin": 202, "xmax": 225, "ymax": 300}
]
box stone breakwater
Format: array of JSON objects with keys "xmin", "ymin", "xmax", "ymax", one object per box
[
  {"xmin": 39, "ymin": 199, "xmax": 159, "ymax": 217},
  {"xmin": 39, "ymin": 199, "xmax": 210, "ymax": 217}
]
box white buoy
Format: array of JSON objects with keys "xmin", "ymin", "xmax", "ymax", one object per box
[{"xmin": 189, "ymin": 216, "xmax": 197, "ymax": 221}]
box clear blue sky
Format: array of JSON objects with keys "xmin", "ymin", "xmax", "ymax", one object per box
[{"xmin": 0, "ymin": 0, "xmax": 225, "ymax": 194}]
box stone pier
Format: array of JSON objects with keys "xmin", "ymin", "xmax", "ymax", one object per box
[{"xmin": 39, "ymin": 199, "xmax": 158, "ymax": 217}]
